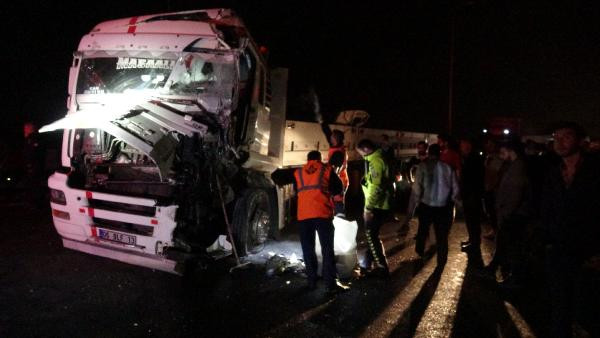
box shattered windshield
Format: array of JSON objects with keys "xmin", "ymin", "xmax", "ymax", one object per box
[{"xmin": 77, "ymin": 51, "xmax": 237, "ymax": 112}]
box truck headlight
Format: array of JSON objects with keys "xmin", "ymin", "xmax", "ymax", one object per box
[{"xmin": 50, "ymin": 189, "xmax": 67, "ymax": 205}]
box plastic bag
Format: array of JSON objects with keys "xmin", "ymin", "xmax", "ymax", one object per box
[{"xmin": 315, "ymin": 216, "xmax": 358, "ymax": 279}]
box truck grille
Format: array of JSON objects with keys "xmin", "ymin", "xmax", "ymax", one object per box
[{"xmin": 88, "ymin": 199, "xmax": 156, "ymax": 217}]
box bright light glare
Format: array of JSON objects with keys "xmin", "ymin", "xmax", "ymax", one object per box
[
  {"xmin": 6, "ymin": 177, "xmax": 11, "ymax": 181},
  {"xmin": 503, "ymin": 129, "xmax": 510, "ymax": 135},
  {"xmin": 483, "ymin": 129, "xmax": 488, "ymax": 133},
  {"xmin": 479, "ymin": 151, "xmax": 483, "ymax": 155},
  {"xmin": 141, "ymin": 74, "xmax": 151, "ymax": 82},
  {"xmin": 152, "ymin": 75, "xmax": 165, "ymax": 84}
]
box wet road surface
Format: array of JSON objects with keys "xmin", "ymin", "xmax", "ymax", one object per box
[{"xmin": 1, "ymin": 203, "xmax": 597, "ymax": 337}]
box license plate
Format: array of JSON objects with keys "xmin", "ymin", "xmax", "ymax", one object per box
[{"xmin": 97, "ymin": 229, "xmax": 136, "ymax": 246}]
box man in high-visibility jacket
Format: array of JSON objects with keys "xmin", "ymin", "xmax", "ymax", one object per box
[
  {"xmin": 357, "ymin": 139, "xmax": 394, "ymax": 277},
  {"xmin": 293, "ymin": 150, "xmax": 350, "ymax": 294}
]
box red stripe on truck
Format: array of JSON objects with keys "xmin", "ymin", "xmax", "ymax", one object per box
[
  {"xmin": 88, "ymin": 208, "xmax": 95, "ymax": 217},
  {"xmin": 91, "ymin": 226, "xmax": 97, "ymax": 237},
  {"xmin": 127, "ymin": 16, "xmax": 138, "ymax": 33},
  {"xmin": 86, "ymin": 191, "xmax": 93, "ymax": 200}
]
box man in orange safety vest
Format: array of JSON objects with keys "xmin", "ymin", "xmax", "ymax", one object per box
[{"xmin": 294, "ymin": 150, "xmax": 350, "ymax": 295}]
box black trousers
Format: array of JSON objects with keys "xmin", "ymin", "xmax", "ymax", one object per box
[
  {"xmin": 362, "ymin": 208, "xmax": 389, "ymax": 269},
  {"xmin": 483, "ymin": 191, "xmax": 497, "ymax": 231},
  {"xmin": 545, "ymin": 247, "xmax": 581, "ymax": 338},
  {"xmin": 463, "ymin": 195, "xmax": 483, "ymax": 246},
  {"xmin": 298, "ymin": 218, "xmax": 337, "ymax": 286},
  {"xmin": 491, "ymin": 215, "xmax": 527, "ymax": 279},
  {"xmin": 416, "ymin": 203, "xmax": 453, "ymax": 265}
]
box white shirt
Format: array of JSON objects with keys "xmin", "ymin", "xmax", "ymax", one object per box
[{"xmin": 413, "ymin": 159, "xmax": 460, "ymax": 207}]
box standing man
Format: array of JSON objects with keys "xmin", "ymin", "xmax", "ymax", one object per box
[
  {"xmin": 399, "ymin": 141, "xmax": 429, "ymax": 233},
  {"xmin": 458, "ymin": 138, "xmax": 485, "ymax": 255},
  {"xmin": 485, "ymin": 138, "xmax": 532, "ymax": 288},
  {"xmin": 357, "ymin": 139, "xmax": 393, "ymax": 277},
  {"xmin": 413, "ymin": 144, "xmax": 460, "ymax": 267},
  {"xmin": 318, "ymin": 118, "xmax": 348, "ymax": 216},
  {"xmin": 541, "ymin": 122, "xmax": 600, "ymax": 337},
  {"xmin": 22, "ymin": 122, "xmax": 44, "ymax": 206},
  {"xmin": 482, "ymin": 138, "xmax": 503, "ymax": 239},
  {"xmin": 437, "ymin": 134, "xmax": 462, "ymax": 176},
  {"xmin": 294, "ymin": 151, "xmax": 350, "ymax": 294}
]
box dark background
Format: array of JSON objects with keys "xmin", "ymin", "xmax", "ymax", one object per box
[{"xmin": 3, "ymin": 0, "xmax": 600, "ymax": 144}]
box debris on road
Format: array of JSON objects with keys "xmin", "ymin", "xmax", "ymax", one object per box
[{"xmin": 265, "ymin": 253, "xmax": 305, "ymax": 277}]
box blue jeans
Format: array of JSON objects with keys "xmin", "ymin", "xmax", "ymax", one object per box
[{"xmin": 298, "ymin": 218, "xmax": 337, "ymax": 286}]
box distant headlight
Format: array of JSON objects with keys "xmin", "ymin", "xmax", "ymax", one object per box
[{"xmin": 50, "ymin": 189, "xmax": 66, "ymax": 205}]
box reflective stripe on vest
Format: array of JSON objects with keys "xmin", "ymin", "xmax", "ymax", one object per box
[{"xmin": 296, "ymin": 165, "xmax": 326, "ymax": 192}]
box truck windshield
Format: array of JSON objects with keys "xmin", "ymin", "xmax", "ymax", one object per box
[{"xmin": 76, "ymin": 51, "xmax": 237, "ymax": 100}]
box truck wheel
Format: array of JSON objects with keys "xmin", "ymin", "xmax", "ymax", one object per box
[
  {"xmin": 267, "ymin": 188, "xmax": 281, "ymax": 240},
  {"xmin": 232, "ymin": 189, "xmax": 273, "ymax": 256}
]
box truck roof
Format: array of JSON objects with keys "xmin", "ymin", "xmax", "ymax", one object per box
[{"xmin": 79, "ymin": 8, "xmax": 247, "ymax": 52}]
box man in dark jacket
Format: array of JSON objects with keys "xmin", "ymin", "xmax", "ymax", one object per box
[
  {"xmin": 541, "ymin": 122, "xmax": 600, "ymax": 338},
  {"xmin": 458, "ymin": 137, "xmax": 485, "ymax": 255},
  {"xmin": 484, "ymin": 138, "xmax": 532, "ymax": 287}
]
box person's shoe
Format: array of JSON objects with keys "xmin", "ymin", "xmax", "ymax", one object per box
[
  {"xmin": 353, "ymin": 265, "xmax": 370, "ymax": 278},
  {"xmin": 461, "ymin": 242, "xmax": 480, "ymax": 253},
  {"xmin": 326, "ymin": 280, "xmax": 350, "ymax": 296},
  {"xmin": 305, "ymin": 280, "xmax": 317, "ymax": 291}
]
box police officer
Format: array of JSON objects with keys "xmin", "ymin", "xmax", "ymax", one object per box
[
  {"xmin": 357, "ymin": 139, "xmax": 394, "ymax": 277},
  {"xmin": 295, "ymin": 151, "xmax": 350, "ymax": 294}
]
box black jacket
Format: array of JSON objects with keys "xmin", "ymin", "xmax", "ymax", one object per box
[
  {"xmin": 460, "ymin": 152, "xmax": 485, "ymax": 199},
  {"xmin": 540, "ymin": 153, "xmax": 600, "ymax": 261}
]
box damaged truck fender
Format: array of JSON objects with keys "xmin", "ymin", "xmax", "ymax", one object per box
[{"xmin": 41, "ymin": 8, "xmax": 289, "ymax": 274}]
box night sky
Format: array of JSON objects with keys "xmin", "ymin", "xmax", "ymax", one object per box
[{"xmin": 4, "ymin": 0, "xmax": 600, "ymax": 143}]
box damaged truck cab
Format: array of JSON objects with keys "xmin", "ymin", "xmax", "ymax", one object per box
[{"xmin": 42, "ymin": 8, "xmax": 288, "ymax": 274}]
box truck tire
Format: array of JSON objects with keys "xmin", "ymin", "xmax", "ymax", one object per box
[
  {"xmin": 232, "ymin": 188, "xmax": 274, "ymax": 256},
  {"xmin": 267, "ymin": 188, "xmax": 281, "ymax": 240}
]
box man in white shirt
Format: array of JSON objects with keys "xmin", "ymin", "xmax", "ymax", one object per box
[{"xmin": 413, "ymin": 144, "xmax": 460, "ymax": 267}]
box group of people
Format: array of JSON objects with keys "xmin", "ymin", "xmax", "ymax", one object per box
[
  {"xmin": 274, "ymin": 120, "xmax": 599, "ymax": 336},
  {"xmin": 400, "ymin": 122, "xmax": 599, "ymax": 337}
]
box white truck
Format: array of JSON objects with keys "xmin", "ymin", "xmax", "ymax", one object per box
[
  {"xmin": 41, "ymin": 8, "xmax": 289, "ymax": 274},
  {"xmin": 41, "ymin": 8, "xmax": 435, "ymax": 275}
]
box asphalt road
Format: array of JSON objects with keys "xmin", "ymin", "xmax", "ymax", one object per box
[{"xmin": 1, "ymin": 203, "xmax": 598, "ymax": 337}]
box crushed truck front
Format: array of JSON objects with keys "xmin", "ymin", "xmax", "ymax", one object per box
[{"xmin": 43, "ymin": 8, "xmax": 283, "ymax": 274}]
